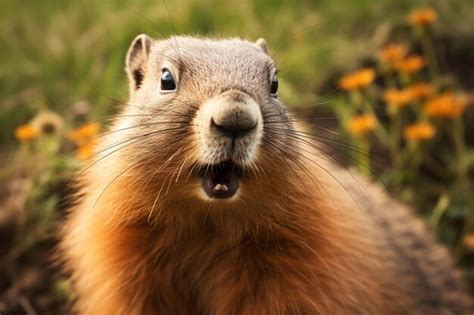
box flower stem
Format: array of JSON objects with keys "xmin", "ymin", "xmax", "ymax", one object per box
[
  {"xmin": 358, "ymin": 138, "xmax": 371, "ymax": 177},
  {"xmin": 451, "ymin": 118, "xmax": 474, "ymax": 257},
  {"xmin": 419, "ymin": 27, "xmax": 440, "ymax": 82}
]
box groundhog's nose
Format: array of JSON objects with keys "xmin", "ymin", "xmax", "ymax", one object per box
[
  {"xmin": 211, "ymin": 111, "xmax": 257, "ymax": 139},
  {"xmin": 196, "ymin": 89, "xmax": 263, "ymax": 164},
  {"xmin": 210, "ymin": 93, "xmax": 259, "ymax": 139}
]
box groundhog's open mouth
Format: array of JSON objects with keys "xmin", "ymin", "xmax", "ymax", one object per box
[{"xmin": 197, "ymin": 160, "xmax": 244, "ymax": 199}]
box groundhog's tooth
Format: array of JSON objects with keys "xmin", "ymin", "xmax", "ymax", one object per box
[
  {"xmin": 214, "ymin": 183, "xmax": 222, "ymax": 191},
  {"xmin": 221, "ymin": 184, "xmax": 228, "ymax": 191}
]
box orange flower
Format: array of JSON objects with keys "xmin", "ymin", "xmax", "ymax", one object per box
[
  {"xmin": 463, "ymin": 234, "xmax": 474, "ymax": 250},
  {"xmin": 393, "ymin": 55, "xmax": 426, "ymax": 74},
  {"xmin": 14, "ymin": 124, "xmax": 38, "ymax": 142},
  {"xmin": 423, "ymin": 92, "xmax": 469, "ymax": 118},
  {"xmin": 338, "ymin": 68, "xmax": 375, "ymax": 91},
  {"xmin": 378, "ymin": 43, "xmax": 408, "ymax": 64},
  {"xmin": 69, "ymin": 123, "xmax": 101, "ymax": 160},
  {"xmin": 383, "ymin": 88, "xmax": 415, "ymax": 107},
  {"xmin": 408, "ymin": 8, "xmax": 438, "ymax": 27},
  {"xmin": 76, "ymin": 143, "xmax": 96, "ymax": 160},
  {"xmin": 403, "ymin": 122, "xmax": 436, "ymax": 141},
  {"xmin": 69, "ymin": 122, "xmax": 100, "ymax": 145},
  {"xmin": 347, "ymin": 114, "xmax": 377, "ymax": 136},
  {"xmin": 407, "ymin": 82, "xmax": 434, "ymax": 100}
]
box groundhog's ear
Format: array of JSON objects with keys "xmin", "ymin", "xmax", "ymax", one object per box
[
  {"xmin": 255, "ymin": 38, "xmax": 268, "ymax": 54},
  {"xmin": 126, "ymin": 34, "xmax": 152, "ymax": 91}
]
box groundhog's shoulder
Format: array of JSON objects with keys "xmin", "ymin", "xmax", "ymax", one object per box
[{"xmin": 348, "ymin": 175, "xmax": 471, "ymax": 313}]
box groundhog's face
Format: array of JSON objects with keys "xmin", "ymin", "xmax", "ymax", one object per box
[{"xmin": 123, "ymin": 35, "xmax": 295, "ymax": 204}]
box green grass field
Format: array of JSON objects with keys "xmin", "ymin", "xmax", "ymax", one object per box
[
  {"xmin": 4, "ymin": 0, "xmax": 472, "ymax": 148},
  {"xmin": 1, "ymin": 0, "xmax": 474, "ymax": 313}
]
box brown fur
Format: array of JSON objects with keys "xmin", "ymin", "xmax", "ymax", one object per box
[{"xmin": 61, "ymin": 36, "xmax": 471, "ymax": 314}]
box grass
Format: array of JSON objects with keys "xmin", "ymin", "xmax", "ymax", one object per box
[
  {"xmin": 4, "ymin": 0, "xmax": 467, "ymax": 148},
  {"xmin": 1, "ymin": 0, "xmax": 474, "ymax": 313}
]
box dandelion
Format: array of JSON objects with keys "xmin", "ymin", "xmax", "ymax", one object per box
[
  {"xmin": 403, "ymin": 122, "xmax": 436, "ymax": 141},
  {"xmin": 408, "ymin": 8, "xmax": 438, "ymax": 27},
  {"xmin": 69, "ymin": 122, "xmax": 100, "ymax": 145},
  {"xmin": 423, "ymin": 92, "xmax": 469, "ymax": 118},
  {"xmin": 378, "ymin": 43, "xmax": 408, "ymax": 64},
  {"xmin": 407, "ymin": 82, "xmax": 434, "ymax": 100},
  {"xmin": 338, "ymin": 68, "xmax": 375, "ymax": 91},
  {"xmin": 14, "ymin": 124, "xmax": 38, "ymax": 142},
  {"xmin": 347, "ymin": 114, "xmax": 377, "ymax": 136},
  {"xmin": 31, "ymin": 111, "xmax": 64, "ymax": 136},
  {"xmin": 393, "ymin": 55, "xmax": 426, "ymax": 74},
  {"xmin": 383, "ymin": 88, "xmax": 415, "ymax": 108}
]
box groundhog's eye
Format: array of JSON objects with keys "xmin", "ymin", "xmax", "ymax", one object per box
[
  {"xmin": 160, "ymin": 69, "xmax": 176, "ymax": 92},
  {"xmin": 270, "ymin": 73, "xmax": 278, "ymax": 97}
]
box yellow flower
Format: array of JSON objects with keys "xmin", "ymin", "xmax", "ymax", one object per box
[
  {"xmin": 383, "ymin": 88, "xmax": 415, "ymax": 108},
  {"xmin": 403, "ymin": 122, "xmax": 436, "ymax": 141},
  {"xmin": 338, "ymin": 68, "xmax": 375, "ymax": 91},
  {"xmin": 69, "ymin": 122, "xmax": 100, "ymax": 145},
  {"xmin": 408, "ymin": 8, "xmax": 438, "ymax": 27},
  {"xmin": 406, "ymin": 82, "xmax": 434, "ymax": 100},
  {"xmin": 393, "ymin": 55, "xmax": 426, "ymax": 74},
  {"xmin": 423, "ymin": 92, "xmax": 469, "ymax": 118},
  {"xmin": 31, "ymin": 111, "xmax": 64, "ymax": 136},
  {"xmin": 347, "ymin": 114, "xmax": 377, "ymax": 136},
  {"xmin": 14, "ymin": 124, "xmax": 39, "ymax": 142},
  {"xmin": 378, "ymin": 43, "xmax": 408, "ymax": 64}
]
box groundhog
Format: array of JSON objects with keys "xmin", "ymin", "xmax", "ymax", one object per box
[{"xmin": 60, "ymin": 34, "xmax": 471, "ymax": 314}]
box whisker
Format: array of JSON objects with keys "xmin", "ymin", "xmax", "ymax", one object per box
[
  {"xmin": 139, "ymin": 142, "xmax": 195, "ymax": 199},
  {"xmin": 92, "ymin": 157, "xmax": 145, "ymax": 208},
  {"xmin": 126, "ymin": 7, "xmax": 181, "ymax": 60},
  {"xmin": 67, "ymin": 120, "xmax": 191, "ymax": 162},
  {"xmin": 266, "ymin": 125, "xmax": 369, "ymax": 155},
  {"xmin": 263, "ymin": 138, "xmax": 348, "ymax": 214},
  {"xmin": 85, "ymin": 86, "xmax": 147, "ymax": 110},
  {"xmin": 81, "ymin": 114, "xmax": 155, "ymax": 126},
  {"xmin": 258, "ymin": 152, "xmax": 292, "ymax": 210},
  {"xmin": 147, "ymin": 145, "xmax": 192, "ymax": 222},
  {"xmin": 265, "ymin": 127, "xmax": 379, "ymax": 176},
  {"xmin": 261, "ymin": 138, "xmax": 322, "ymax": 196},
  {"xmin": 79, "ymin": 126, "xmax": 188, "ymax": 175},
  {"xmin": 89, "ymin": 120, "xmax": 190, "ymax": 141},
  {"xmin": 162, "ymin": 0, "xmax": 181, "ymax": 56},
  {"xmin": 148, "ymin": 171, "xmax": 174, "ymax": 223},
  {"xmin": 272, "ymin": 21, "xmax": 322, "ymax": 62},
  {"xmin": 270, "ymin": 131, "xmax": 373, "ymax": 212},
  {"xmin": 93, "ymin": 124, "xmax": 189, "ymax": 157},
  {"xmin": 175, "ymin": 156, "xmax": 190, "ymax": 183},
  {"xmin": 264, "ymin": 117, "xmax": 339, "ymax": 123},
  {"xmin": 271, "ymin": 126, "xmax": 394, "ymax": 171},
  {"xmin": 265, "ymin": 126, "xmax": 386, "ymax": 201}
]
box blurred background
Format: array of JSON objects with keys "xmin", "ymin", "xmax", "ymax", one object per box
[{"xmin": 1, "ymin": 0, "xmax": 474, "ymax": 313}]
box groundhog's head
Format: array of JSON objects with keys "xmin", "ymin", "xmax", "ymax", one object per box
[{"xmin": 116, "ymin": 34, "xmax": 297, "ymax": 209}]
